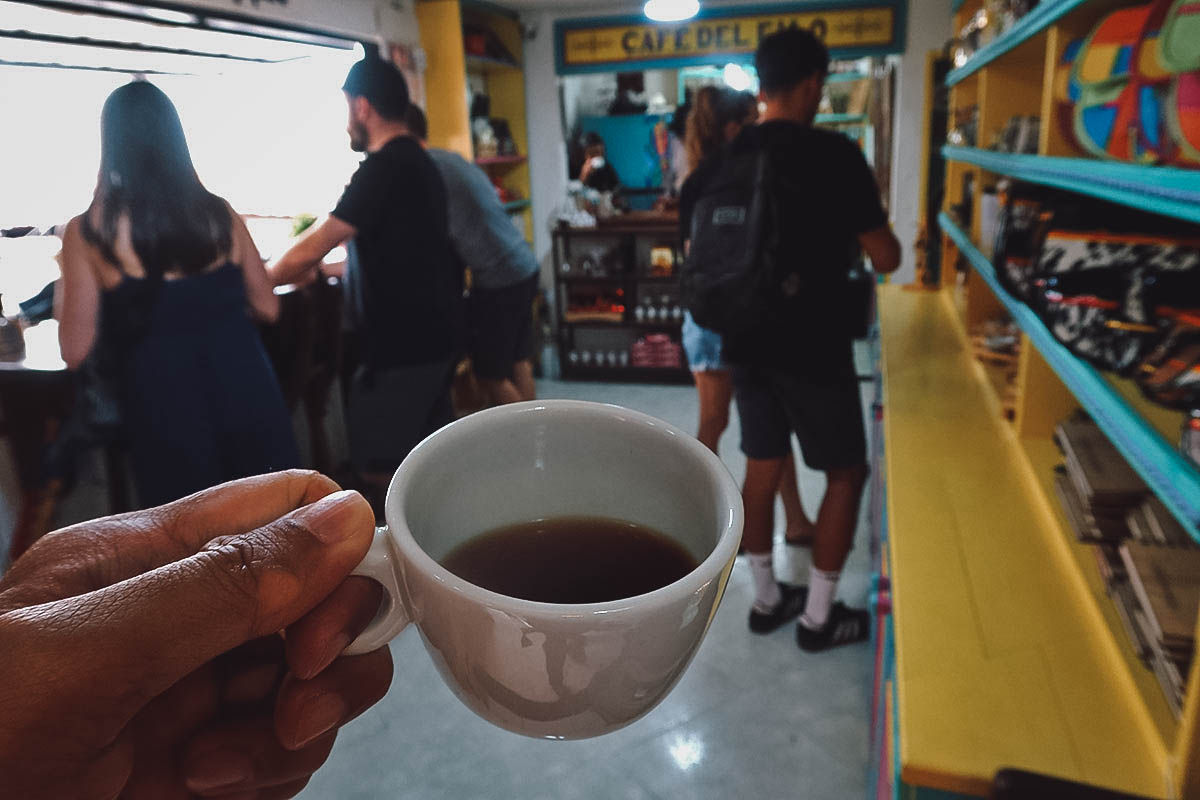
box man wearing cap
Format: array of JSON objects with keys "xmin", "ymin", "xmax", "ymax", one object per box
[{"xmin": 269, "ymin": 56, "xmax": 464, "ymax": 513}]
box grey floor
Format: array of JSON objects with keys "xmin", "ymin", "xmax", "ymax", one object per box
[{"xmin": 301, "ymin": 376, "xmax": 877, "ymax": 800}]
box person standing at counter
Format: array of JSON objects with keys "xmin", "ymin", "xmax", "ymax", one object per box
[
  {"xmin": 402, "ymin": 105, "xmax": 539, "ymax": 406},
  {"xmin": 684, "ymin": 29, "xmax": 901, "ymax": 649},
  {"xmin": 268, "ymin": 56, "xmax": 463, "ymax": 515},
  {"xmin": 58, "ymin": 81, "xmax": 298, "ymax": 507}
]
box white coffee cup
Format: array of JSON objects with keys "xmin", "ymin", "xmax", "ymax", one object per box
[{"xmin": 344, "ymin": 400, "xmax": 742, "ymax": 740}]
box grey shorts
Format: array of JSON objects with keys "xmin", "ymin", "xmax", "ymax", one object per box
[
  {"xmin": 732, "ymin": 364, "xmax": 867, "ymax": 470},
  {"xmin": 348, "ymin": 359, "xmax": 456, "ymax": 475}
]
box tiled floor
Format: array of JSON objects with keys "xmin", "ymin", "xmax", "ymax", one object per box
[{"xmin": 302, "ymin": 376, "xmax": 876, "ymax": 800}]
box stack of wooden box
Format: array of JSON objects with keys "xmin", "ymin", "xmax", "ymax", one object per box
[{"xmin": 1053, "ymin": 416, "xmax": 1199, "ymax": 716}]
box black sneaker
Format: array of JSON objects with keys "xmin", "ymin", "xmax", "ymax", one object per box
[
  {"xmin": 748, "ymin": 583, "xmax": 807, "ymax": 634},
  {"xmin": 795, "ymin": 603, "xmax": 871, "ymax": 652}
]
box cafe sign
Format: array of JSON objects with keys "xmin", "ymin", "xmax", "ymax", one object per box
[{"xmin": 555, "ymin": 1, "xmax": 905, "ymax": 74}]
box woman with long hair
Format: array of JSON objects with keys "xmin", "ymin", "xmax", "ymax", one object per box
[
  {"xmin": 680, "ymin": 86, "xmax": 816, "ymax": 547},
  {"xmin": 58, "ymin": 80, "xmax": 298, "ymax": 506}
]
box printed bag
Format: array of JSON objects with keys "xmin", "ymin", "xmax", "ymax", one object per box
[
  {"xmin": 1167, "ymin": 71, "xmax": 1200, "ymax": 164},
  {"xmin": 1032, "ymin": 231, "xmax": 1200, "ymax": 373},
  {"xmin": 1136, "ymin": 318, "xmax": 1200, "ymax": 408},
  {"xmin": 1159, "ymin": 0, "xmax": 1200, "ymax": 74},
  {"xmin": 1071, "ymin": 2, "xmax": 1174, "ymax": 163}
]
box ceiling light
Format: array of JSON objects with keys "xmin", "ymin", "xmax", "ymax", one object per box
[{"xmin": 644, "ymin": 0, "xmax": 700, "ymax": 23}]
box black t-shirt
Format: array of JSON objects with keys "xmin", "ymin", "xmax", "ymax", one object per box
[
  {"xmin": 333, "ymin": 136, "xmax": 464, "ymax": 367},
  {"xmin": 679, "ymin": 120, "xmax": 887, "ymax": 373}
]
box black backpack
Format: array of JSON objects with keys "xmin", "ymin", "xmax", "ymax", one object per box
[{"xmin": 680, "ymin": 146, "xmax": 789, "ymax": 337}]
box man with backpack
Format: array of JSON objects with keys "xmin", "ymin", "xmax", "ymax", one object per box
[{"xmin": 680, "ymin": 28, "xmax": 901, "ymax": 651}]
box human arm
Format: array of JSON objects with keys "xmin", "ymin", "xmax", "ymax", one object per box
[
  {"xmin": 267, "ymin": 215, "xmax": 356, "ymax": 288},
  {"xmin": 858, "ymin": 224, "xmax": 902, "ymax": 274},
  {"xmin": 0, "ymin": 470, "xmax": 392, "ymax": 799},
  {"xmin": 837, "ymin": 139, "xmax": 900, "ymax": 274},
  {"xmin": 227, "ymin": 204, "xmax": 280, "ymax": 322},
  {"xmin": 56, "ymin": 216, "xmax": 101, "ymax": 370}
]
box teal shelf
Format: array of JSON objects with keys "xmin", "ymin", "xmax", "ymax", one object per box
[
  {"xmin": 826, "ymin": 71, "xmax": 869, "ymax": 84},
  {"xmin": 946, "ymin": 0, "xmax": 1090, "ymax": 86},
  {"xmin": 943, "ymin": 146, "xmax": 1200, "ymax": 223},
  {"xmin": 503, "ymin": 199, "xmax": 530, "ymax": 213},
  {"xmin": 815, "ymin": 113, "xmax": 868, "ymax": 125},
  {"xmin": 939, "ymin": 211, "xmax": 1200, "ymax": 542}
]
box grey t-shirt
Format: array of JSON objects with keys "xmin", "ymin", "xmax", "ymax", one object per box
[{"xmin": 427, "ymin": 148, "xmax": 538, "ymax": 290}]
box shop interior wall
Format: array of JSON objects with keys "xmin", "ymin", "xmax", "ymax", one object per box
[
  {"xmin": 888, "ymin": 0, "xmax": 950, "ymax": 285},
  {"xmin": 522, "ymin": 0, "xmax": 942, "ymax": 288}
]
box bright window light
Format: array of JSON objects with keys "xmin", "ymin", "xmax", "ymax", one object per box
[
  {"xmin": 723, "ymin": 63, "xmax": 752, "ymax": 91},
  {"xmin": 644, "ymin": 0, "xmax": 700, "ymax": 23}
]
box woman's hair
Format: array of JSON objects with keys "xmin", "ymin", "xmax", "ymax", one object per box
[
  {"xmin": 684, "ymin": 86, "xmax": 759, "ymax": 174},
  {"xmin": 684, "ymin": 86, "xmax": 723, "ymax": 174},
  {"xmin": 84, "ymin": 81, "xmax": 230, "ymax": 278}
]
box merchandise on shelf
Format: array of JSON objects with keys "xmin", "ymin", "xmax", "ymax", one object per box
[
  {"xmin": 1053, "ymin": 413, "xmax": 1196, "ymax": 715},
  {"xmin": 946, "ymin": 105, "xmax": 979, "ymax": 147},
  {"xmin": 1056, "ymin": 1, "xmax": 1200, "ymax": 166},
  {"xmin": 992, "ymin": 115, "xmax": 1040, "ymax": 153},
  {"xmin": 987, "ymin": 182, "xmax": 1200, "ymax": 397},
  {"xmin": 630, "ymin": 334, "xmax": 682, "ymax": 369}
]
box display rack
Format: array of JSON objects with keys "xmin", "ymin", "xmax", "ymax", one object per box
[
  {"xmin": 552, "ymin": 223, "xmax": 691, "ymax": 384},
  {"xmin": 416, "ymin": 0, "xmax": 533, "ymax": 244},
  {"xmin": 876, "ymin": 1, "xmax": 1200, "ymax": 797},
  {"xmin": 942, "ymin": 146, "xmax": 1200, "ymax": 224},
  {"xmin": 940, "ymin": 211, "xmax": 1200, "ymax": 540},
  {"xmin": 945, "ymin": 0, "xmax": 1092, "ymax": 86}
]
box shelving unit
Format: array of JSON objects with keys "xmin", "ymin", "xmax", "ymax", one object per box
[
  {"xmin": 945, "ymin": 0, "xmax": 1092, "ymax": 86},
  {"xmin": 552, "ymin": 223, "xmax": 691, "ymax": 384},
  {"xmin": 940, "ymin": 212, "xmax": 1200, "ymax": 539},
  {"xmin": 475, "ymin": 154, "xmax": 526, "ymax": 167},
  {"xmin": 942, "ymin": 147, "xmax": 1200, "ymax": 223},
  {"xmin": 416, "ymin": 0, "xmax": 532, "ymax": 244},
  {"xmin": 875, "ymin": 1, "xmax": 1200, "ymax": 798}
]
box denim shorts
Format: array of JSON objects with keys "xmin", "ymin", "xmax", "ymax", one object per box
[{"xmin": 682, "ymin": 311, "xmax": 725, "ymax": 372}]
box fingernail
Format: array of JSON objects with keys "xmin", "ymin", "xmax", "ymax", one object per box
[
  {"xmin": 184, "ymin": 750, "xmax": 254, "ymax": 792},
  {"xmin": 296, "ymin": 490, "xmax": 367, "ymax": 543},
  {"xmin": 292, "ymin": 692, "xmax": 347, "ymax": 748},
  {"xmin": 302, "ymin": 631, "xmax": 353, "ymax": 680}
]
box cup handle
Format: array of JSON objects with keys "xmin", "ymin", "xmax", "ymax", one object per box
[{"xmin": 343, "ymin": 526, "xmax": 411, "ymax": 656}]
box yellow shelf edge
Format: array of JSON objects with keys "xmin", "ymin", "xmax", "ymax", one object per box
[{"xmin": 880, "ymin": 285, "xmax": 1172, "ymax": 798}]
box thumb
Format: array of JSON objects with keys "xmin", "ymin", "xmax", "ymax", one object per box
[{"xmin": 13, "ymin": 489, "xmax": 375, "ymax": 724}]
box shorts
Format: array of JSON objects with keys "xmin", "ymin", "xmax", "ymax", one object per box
[
  {"xmin": 731, "ymin": 363, "xmax": 867, "ymax": 470},
  {"xmin": 348, "ymin": 358, "xmax": 456, "ymax": 475},
  {"xmin": 469, "ymin": 274, "xmax": 538, "ymax": 380},
  {"xmin": 682, "ymin": 311, "xmax": 725, "ymax": 372}
]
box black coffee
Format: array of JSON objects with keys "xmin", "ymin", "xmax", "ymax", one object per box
[{"xmin": 440, "ymin": 516, "xmax": 700, "ymax": 603}]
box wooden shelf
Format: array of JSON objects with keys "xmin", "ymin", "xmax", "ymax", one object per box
[
  {"xmin": 563, "ymin": 318, "xmax": 682, "ymax": 330},
  {"xmin": 946, "ymin": 0, "xmax": 1093, "ymax": 86},
  {"xmin": 943, "ymin": 147, "xmax": 1200, "ymax": 224},
  {"xmin": 464, "ymin": 53, "xmax": 520, "ymax": 74},
  {"xmin": 878, "ymin": 285, "xmax": 1169, "ymax": 797},
  {"xmin": 558, "ymin": 273, "xmax": 677, "ymax": 285},
  {"xmin": 475, "ymin": 154, "xmax": 525, "ymax": 167},
  {"xmin": 939, "ymin": 212, "xmax": 1200, "ymax": 543}
]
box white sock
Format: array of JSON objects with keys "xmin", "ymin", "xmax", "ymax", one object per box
[
  {"xmin": 799, "ymin": 567, "xmax": 840, "ymax": 630},
  {"xmin": 748, "ymin": 552, "xmax": 781, "ymax": 612}
]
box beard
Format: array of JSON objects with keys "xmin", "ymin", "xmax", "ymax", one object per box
[{"xmin": 348, "ymin": 121, "xmax": 369, "ymax": 153}]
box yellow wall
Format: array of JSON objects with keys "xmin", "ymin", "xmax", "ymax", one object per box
[{"xmin": 416, "ymin": 0, "xmax": 472, "ymax": 159}]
